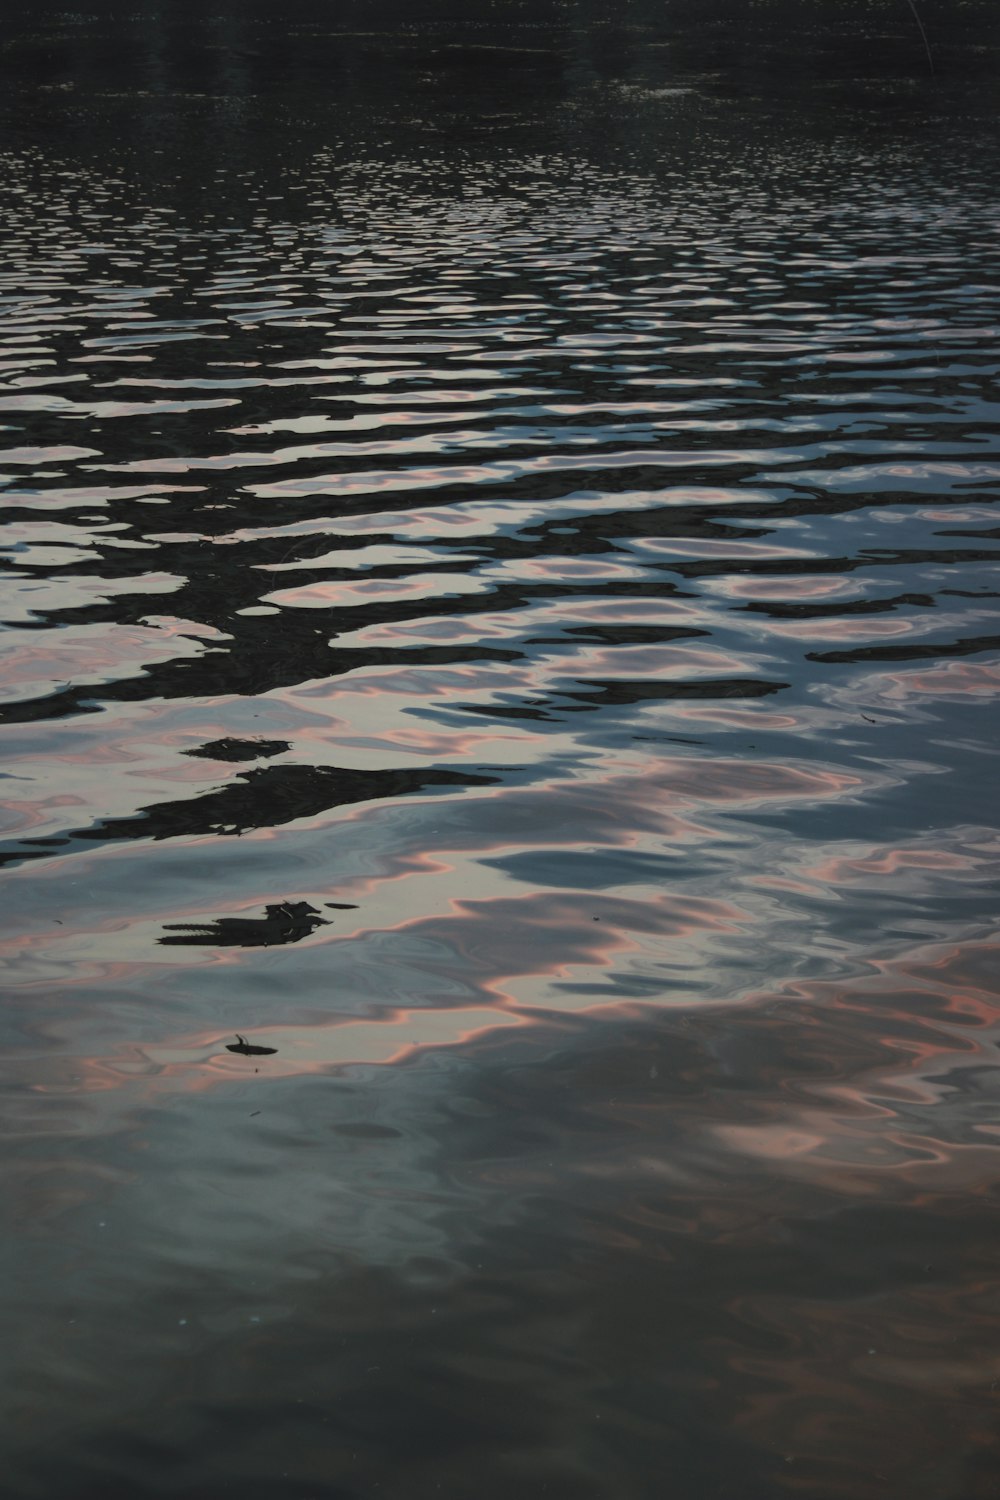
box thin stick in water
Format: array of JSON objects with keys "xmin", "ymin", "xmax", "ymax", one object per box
[{"xmin": 904, "ymin": 0, "xmax": 935, "ymax": 76}]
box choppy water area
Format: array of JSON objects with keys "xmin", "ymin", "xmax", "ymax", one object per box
[{"xmin": 3, "ymin": 7, "xmax": 1000, "ymax": 1496}]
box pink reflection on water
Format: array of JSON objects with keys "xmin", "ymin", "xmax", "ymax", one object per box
[
  {"xmin": 630, "ymin": 536, "xmax": 816, "ymax": 560},
  {"xmin": 869, "ymin": 659, "xmax": 1000, "ymax": 703},
  {"xmin": 804, "ymin": 844, "xmax": 983, "ymax": 885},
  {"xmin": 0, "ymin": 792, "xmax": 86, "ymax": 838},
  {"xmin": 568, "ymin": 642, "xmax": 759, "ymax": 677},
  {"xmin": 550, "ymin": 596, "xmax": 702, "ymax": 623},
  {"xmin": 645, "ymin": 757, "xmax": 867, "ymax": 805},
  {"xmin": 263, "ymin": 572, "xmax": 487, "ymax": 609},
  {"xmin": 0, "ymin": 618, "xmax": 217, "ymax": 706},
  {"xmin": 670, "ymin": 705, "xmax": 803, "ymax": 730},
  {"xmin": 332, "ymin": 723, "xmax": 524, "ymax": 757},
  {"xmin": 708, "ymin": 574, "xmax": 864, "ymax": 602},
  {"xmin": 13, "ymin": 877, "xmax": 753, "ymax": 1101},
  {"xmin": 493, "ymin": 555, "xmax": 648, "ymax": 582},
  {"xmin": 87, "ymin": 1005, "xmax": 537, "ymax": 1093},
  {"xmin": 762, "ymin": 615, "xmax": 933, "ymax": 643},
  {"xmin": 23, "ymin": 1001, "xmax": 560, "ymax": 1107},
  {"xmin": 710, "ymin": 935, "xmax": 1000, "ymax": 1191}
]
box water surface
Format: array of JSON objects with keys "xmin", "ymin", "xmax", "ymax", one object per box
[{"xmin": 3, "ymin": 6, "xmax": 1000, "ymax": 1497}]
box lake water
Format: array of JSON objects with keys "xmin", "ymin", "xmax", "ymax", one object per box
[{"xmin": 3, "ymin": 4, "xmax": 1000, "ymax": 1496}]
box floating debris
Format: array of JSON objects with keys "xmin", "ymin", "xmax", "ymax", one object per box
[
  {"xmin": 226, "ymin": 1035, "xmax": 278, "ymax": 1058},
  {"xmin": 160, "ymin": 900, "xmax": 328, "ymax": 948}
]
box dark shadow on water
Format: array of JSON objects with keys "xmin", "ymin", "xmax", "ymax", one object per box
[
  {"xmin": 226, "ymin": 1034, "xmax": 279, "ymax": 1055},
  {"xmin": 1, "ymin": 764, "xmax": 499, "ymax": 868},
  {"xmin": 160, "ymin": 899, "xmax": 329, "ymax": 947},
  {"xmin": 183, "ymin": 737, "xmax": 292, "ymax": 762}
]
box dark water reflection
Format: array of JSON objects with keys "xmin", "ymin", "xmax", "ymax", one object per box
[{"xmin": 3, "ymin": 4, "xmax": 1000, "ymax": 1496}]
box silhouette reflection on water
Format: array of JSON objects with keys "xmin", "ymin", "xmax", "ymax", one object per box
[
  {"xmin": 226, "ymin": 1034, "xmax": 278, "ymax": 1057},
  {"xmin": 183, "ymin": 737, "xmax": 292, "ymax": 762},
  {"xmin": 160, "ymin": 899, "xmax": 329, "ymax": 947}
]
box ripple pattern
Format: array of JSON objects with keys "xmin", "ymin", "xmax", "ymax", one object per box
[{"xmin": 2, "ymin": 124, "xmax": 1000, "ymax": 1500}]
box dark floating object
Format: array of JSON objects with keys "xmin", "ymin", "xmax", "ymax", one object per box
[
  {"xmin": 183, "ymin": 737, "xmax": 291, "ymax": 762},
  {"xmin": 227, "ymin": 1035, "xmax": 278, "ymax": 1058},
  {"xmin": 160, "ymin": 900, "xmax": 328, "ymax": 947},
  {"xmin": 861, "ymin": 713, "xmax": 877, "ymax": 723},
  {"xmin": 325, "ymin": 901, "xmax": 359, "ymax": 910}
]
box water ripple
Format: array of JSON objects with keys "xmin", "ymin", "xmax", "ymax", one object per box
[{"xmin": 2, "ymin": 97, "xmax": 1000, "ymax": 1500}]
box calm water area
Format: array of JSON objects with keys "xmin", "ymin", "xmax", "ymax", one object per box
[{"xmin": 2, "ymin": 2, "xmax": 1000, "ymax": 1495}]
